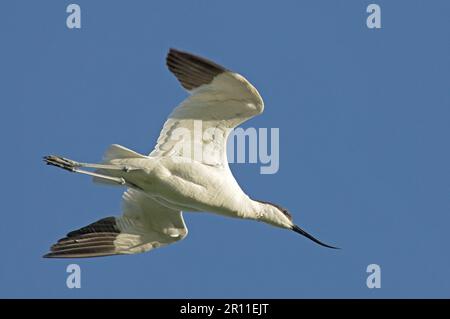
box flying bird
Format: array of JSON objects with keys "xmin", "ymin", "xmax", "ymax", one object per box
[{"xmin": 43, "ymin": 48, "xmax": 338, "ymax": 258}]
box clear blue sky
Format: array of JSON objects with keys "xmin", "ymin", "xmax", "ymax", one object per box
[{"xmin": 1, "ymin": 0, "xmax": 449, "ymax": 298}]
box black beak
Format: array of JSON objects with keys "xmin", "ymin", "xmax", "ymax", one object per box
[{"xmin": 292, "ymin": 225, "xmax": 339, "ymax": 249}]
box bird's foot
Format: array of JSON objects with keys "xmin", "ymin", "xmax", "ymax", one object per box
[{"xmin": 43, "ymin": 155, "xmax": 80, "ymax": 172}]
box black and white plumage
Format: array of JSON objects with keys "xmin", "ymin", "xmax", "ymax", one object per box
[
  {"xmin": 43, "ymin": 49, "xmax": 337, "ymax": 258},
  {"xmin": 44, "ymin": 189, "xmax": 187, "ymax": 258}
]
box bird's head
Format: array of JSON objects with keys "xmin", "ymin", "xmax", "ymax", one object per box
[{"xmin": 254, "ymin": 200, "xmax": 339, "ymax": 249}]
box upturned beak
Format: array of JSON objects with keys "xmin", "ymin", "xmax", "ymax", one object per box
[{"xmin": 292, "ymin": 225, "xmax": 339, "ymax": 249}]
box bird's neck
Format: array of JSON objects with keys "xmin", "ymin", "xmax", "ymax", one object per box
[
  {"xmin": 236, "ymin": 197, "xmax": 292, "ymax": 229},
  {"xmin": 237, "ymin": 196, "xmax": 267, "ymax": 220}
]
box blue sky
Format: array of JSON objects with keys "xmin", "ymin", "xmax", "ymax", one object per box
[{"xmin": 1, "ymin": 0, "xmax": 449, "ymax": 298}]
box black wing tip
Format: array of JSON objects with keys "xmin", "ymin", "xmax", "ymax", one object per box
[
  {"xmin": 42, "ymin": 252, "xmax": 77, "ymax": 258},
  {"xmin": 66, "ymin": 216, "xmax": 119, "ymax": 238},
  {"xmin": 167, "ymin": 48, "xmax": 225, "ymax": 67},
  {"xmin": 166, "ymin": 48, "xmax": 227, "ymax": 91},
  {"xmin": 42, "ymin": 252, "xmax": 84, "ymax": 258},
  {"xmin": 42, "ymin": 252, "xmax": 119, "ymax": 259},
  {"xmin": 44, "ymin": 217, "xmax": 121, "ymax": 259}
]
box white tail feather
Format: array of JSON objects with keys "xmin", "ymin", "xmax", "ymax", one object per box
[
  {"xmin": 93, "ymin": 144, "xmax": 146, "ymax": 185},
  {"xmin": 103, "ymin": 144, "xmax": 147, "ymax": 163}
]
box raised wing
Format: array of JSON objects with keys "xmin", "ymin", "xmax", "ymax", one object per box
[
  {"xmin": 149, "ymin": 48, "xmax": 264, "ymax": 167},
  {"xmin": 44, "ymin": 189, "xmax": 187, "ymax": 258}
]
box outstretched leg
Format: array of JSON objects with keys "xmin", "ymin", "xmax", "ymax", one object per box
[{"xmin": 43, "ymin": 155, "xmax": 140, "ymax": 188}]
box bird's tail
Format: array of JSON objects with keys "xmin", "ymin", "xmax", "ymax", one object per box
[
  {"xmin": 101, "ymin": 144, "xmax": 146, "ymax": 162},
  {"xmin": 93, "ymin": 144, "xmax": 146, "ymax": 185}
]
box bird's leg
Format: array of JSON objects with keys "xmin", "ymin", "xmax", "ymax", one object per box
[
  {"xmin": 43, "ymin": 155, "xmax": 134, "ymax": 172},
  {"xmin": 43, "ymin": 155, "xmax": 80, "ymax": 172},
  {"xmin": 43, "ymin": 155, "xmax": 139, "ymax": 187}
]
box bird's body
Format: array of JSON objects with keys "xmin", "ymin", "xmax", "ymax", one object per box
[
  {"xmin": 43, "ymin": 49, "xmax": 337, "ymax": 258},
  {"xmin": 104, "ymin": 154, "xmax": 251, "ymax": 218}
]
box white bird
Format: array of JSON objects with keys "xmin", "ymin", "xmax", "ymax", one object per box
[{"xmin": 43, "ymin": 49, "xmax": 337, "ymax": 258}]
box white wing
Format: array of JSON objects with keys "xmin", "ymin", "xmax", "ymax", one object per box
[
  {"xmin": 150, "ymin": 49, "xmax": 264, "ymax": 167},
  {"xmin": 44, "ymin": 189, "xmax": 187, "ymax": 258}
]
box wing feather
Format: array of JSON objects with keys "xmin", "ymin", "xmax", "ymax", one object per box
[
  {"xmin": 44, "ymin": 190, "xmax": 188, "ymax": 258},
  {"xmin": 166, "ymin": 48, "xmax": 226, "ymax": 91},
  {"xmin": 151, "ymin": 49, "xmax": 264, "ymax": 167}
]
